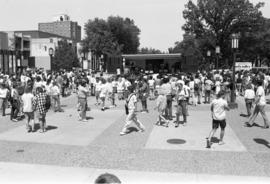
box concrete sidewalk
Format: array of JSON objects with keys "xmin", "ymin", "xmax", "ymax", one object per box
[{"xmin": 0, "ymin": 162, "xmax": 269, "ymax": 184}]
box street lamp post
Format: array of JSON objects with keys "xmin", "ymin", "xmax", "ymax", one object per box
[
  {"xmin": 215, "ymin": 46, "xmax": 220, "ymax": 69},
  {"xmin": 81, "ymin": 52, "xmax": 85, "ymax": 71},
  {"xmin": 230, "ymin": 33, "xmax": 239, "ymax": 109},
  {"xmin": 100, "ymin": 54, "xmax": 104, "ymax": 73},
  {"xmin": 49, "ymin": 48, "xmax": 54, "ymax": 73}
]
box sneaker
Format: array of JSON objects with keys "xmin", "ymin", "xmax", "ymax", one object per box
[
  {"xmin": 245, "ymin": 122, "xmax": 253, "ymax": 127},
  {"xmin": 263, "ymin": 125, "xmax": 269, "ymax": 129},
  {"xmin": 206, "ymin": 138, "xmax": 211, "ymax": 148},
  {"xmin": 82, "ymin": 119, "xmax": 88, "ymax": 122},
  {"xmin": 141, "ymin": 111, "xmax": 147, "ymax": 114},
  {"xmin": 138, "ymin": 128, "xmax": 145, "ymax": 133},
  {"xmin": 175, "ymin": 123, "xmax": 179, "ymax": 128},
  {"xmin": 12, "ymin": 119, "xmax": 18, "ymax": 122},
  {"xmin": 101, "ymin": 108, "xmax": 105, "ymax": 111},
  {"xmin": 120, "ymin": 131, "xmax": 127, "ymax": 136},
  {"xmin": 218, "ymin": 141, "xmax": 225, "ymax": 145},
  {"xmin": 183, "ymin": 122, "xmax": 187, "ymax": 126}
]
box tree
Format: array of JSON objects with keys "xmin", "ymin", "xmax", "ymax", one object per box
[
  {"xmin": 53, "ymin": 40, "xmax": 80, "ymax": 70},
  {"xmin": 138, "ymin": 47, "xmax": 163, "ymax": 54},
  {"xmin": 82, "ymin": 16, "xmax": 140, "ymax": 57},
  {"xmin": 182, "ymin": 0, "xmax": 265, "ymax": 66}
]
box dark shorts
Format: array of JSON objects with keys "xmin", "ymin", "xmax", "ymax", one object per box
[
  {"xmin": 212, "ymin": 119, "xmax": 226, "ymax": 130},
  {"xmin": 24, "ymin": 112, "xmax": 34, "ymax": 120}
]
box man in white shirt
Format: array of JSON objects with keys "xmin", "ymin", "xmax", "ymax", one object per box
[
  {"xmin": 246, "ymin": 80, "xmax": 269, "ymax": 128},
  {"xmin": 207, "ymin": 90, "xmax": 230, "ymax": 148}
]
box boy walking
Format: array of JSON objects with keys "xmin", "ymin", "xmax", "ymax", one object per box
[
  {"xmin": 207, "ymin": 90, "xmax": 230, "ymax": 148},
  {"xmin": 120, "ymin": 85, "xmax": 145, "ymax": 136}
]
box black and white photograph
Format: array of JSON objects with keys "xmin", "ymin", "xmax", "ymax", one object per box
[{"xmin": 0, "ymin": 0, "xmax": 270, "ymax": 183}]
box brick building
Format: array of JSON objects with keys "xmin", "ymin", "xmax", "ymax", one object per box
[{"xmin": 38, "ymin": 14, "xmax": 81, "ymax": 42}]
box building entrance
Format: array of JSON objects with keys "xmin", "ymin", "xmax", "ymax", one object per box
[{"xmin": 145, "ymin": 59, "xmax": 164, "ymax": 73}]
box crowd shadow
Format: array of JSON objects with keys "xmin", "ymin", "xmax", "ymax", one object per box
[
  {"xmin": 209, "ymin": 137, "xmax": 219, "ymax": 143},
  {"xmin": 254, "ymin": 138, "xmax": 270, "ymax": 149}
]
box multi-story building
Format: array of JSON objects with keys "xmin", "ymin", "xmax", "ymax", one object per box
[{"xmin": 38, "ymin": 14, "xmax": 81, "ymax": 42}]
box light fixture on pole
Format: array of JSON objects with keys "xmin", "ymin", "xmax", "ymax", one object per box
[
  {"xmin": 230, "ymin": 33, "xmax": 239, "ymax": 109},
  {"xmin": 207, "ymin": 50, "xmax": 211, "ymax": 69},
  {"xmin": 215, "ymin": 46, "xmax": 220, "ymax": 69},
  {"xmin": 122, "ymin": 58, "xmax": 126, "ymax": 73},
  {"xmin": 49, "ymin": 48, "xmax": 54, "ymax": 72},
  {"xmin": 100, "ymin": 54, "xmax": 104, "ymax": 73}
]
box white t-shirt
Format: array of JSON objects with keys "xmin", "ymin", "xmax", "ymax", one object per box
[
  {"xmin": 211, "ymin": 98, "xmax": 228, "ymax": 120},
  {"xmin": 256, "ymin": 86, "xmax": 266, "ymax": 106},
  {"xmin": 127, "ymin": 94, "xmax": 137, "ymax": 112},
  {"xmin": 0, "ymin": 88, "xmax": 8, "ymax": 98},
  {"xmin": 99, "ymin": 83, "xmax": 108, "ymax": 98},
  {"xmin": 148, "ymin": 79, "xmax": 155, "ymax": 88},
  {"xmin": 21, "ymin": 93, "xmax": 34, "ymax": 112}
]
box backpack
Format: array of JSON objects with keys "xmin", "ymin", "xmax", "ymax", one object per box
[{"xmin": 45, "ymin": 94, "xmax": 51, "ymax": 110}]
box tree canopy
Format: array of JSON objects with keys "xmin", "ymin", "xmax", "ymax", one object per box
[
  {"xmin": 53, "ymin": 40, "xmax": 80, "ymax": 70},
  {"xmin": 173, "ymin": 0, "xmax": 269, "ymax": 67},
  {"xmin": 82, "ymin": 16, "xmax": 140, "ymax": 57}
]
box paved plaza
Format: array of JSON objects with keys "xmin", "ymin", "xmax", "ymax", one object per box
[{"xmin": 0, "ymin": 94, "xmax": 270, "ymax": 183}]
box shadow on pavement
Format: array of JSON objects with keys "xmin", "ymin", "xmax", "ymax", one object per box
[
  {"xmin": 126, "ymin": 127, "xmax": 139, "ymax": 134},
  {"xmin": 86, "ymin": 116, "xmax": 94, "ymax": 120},
  {"xmin": 167, "ymin": 139, "xmax": 186, "ymax": 145},
  {"xmin": 254, "ymin": 138, "xmax": 270, "ymax": 149},
  {"xmin": 240, "ymin": 113, "xmax": 249, "ymax": 118},
  {"xmin": 32, "ymin": 124, "xmax": 58, "ymax": 132}
]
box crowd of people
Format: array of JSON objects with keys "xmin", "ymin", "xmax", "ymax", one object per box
[{"xmin": 0, "ymin": 68, "xmax": 269, "ymax": 148}]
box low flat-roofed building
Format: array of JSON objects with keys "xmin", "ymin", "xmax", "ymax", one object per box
[{"xmin": 121, "ymin": 53, "xmax": 182, "ymax": 74}]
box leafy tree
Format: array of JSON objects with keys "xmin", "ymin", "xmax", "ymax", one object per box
[
  {"xmin": 53, "ymin": 40, "xmax": 80, "ymax": 70},
  {"xmin": 82, "ymin": 16, "xmax": 140, "ymax": 57},
  {"xmin": 182, "ymin": 0, "xmax": 265, "ymax": 66},
  {"xmin": 138, "ymin": 47, "xmax": 163, "ymax": 54}
]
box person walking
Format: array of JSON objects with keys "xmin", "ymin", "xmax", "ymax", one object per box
[
  {"xmin": 77, "ymin": 79, "xmax": 89, "ymax": 122},
  {"xmin": 175, "ymin": 82, "xmax": 189, "ymax": 127},
  {"xmin": 21, "ymin": 87, "xmax": 35, "ymax": 132},
  {"xmin": 207, "ymin": 90, "xmax": 230, "ymax": 148},
  {"xmin": 120, "ymin": 85, "xmax": 145, "ymax": 136},
  {"xmin": 246, "ymin": 80, "xmax": 270, "ymax": 128},
  {"xmin": 33, "ymin": 87, "xmax": 48, "ymax": 133},
  {"xmin": 244, "ymin": 83, "xmax": 255, "ymax": 117}
]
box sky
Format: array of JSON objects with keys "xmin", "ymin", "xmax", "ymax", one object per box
[{"xmin": 0, "ymin": 0, "xmax": 270, "ymax": 52}]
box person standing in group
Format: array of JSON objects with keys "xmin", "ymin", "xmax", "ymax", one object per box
[
  {"xmin": 194, "ymin": 74, "xmax": 202, "ymax": 105},
  {"xmin": 246, "ymin": 80, "xmax": 270, "ymax": 128},
  {"xmin": 155, "ymin": 87, "xmax": 169, "ymax": 127},
  {"xmin": 10, "ymin": 83, "xmax": 20, "ymax": 122},
  {"xmin": 99, "ymin": 78, "xmax": 108, "ymax": 111},
  {"xmin": 21, "ymin": 87, "xmax": 35, "ymax": 132},
  {"xmin": 161, "ymin": 77, "xmax": 173, "ymax": 120},
  {"xmin": 0, "ymin": 83, "xmax": 9, "ymax": 116},
  {"xmin": 175, "ymin": 82, "xmax": 189, "ymax": 127},
  {"xmin": 33, "ymin": 87, "xmax": 48, "ymax": 133},
  {"xmin": 117, "ymin": 77, "xmax": 125, "ymax": 100},
  {"xmin": 148, "ymin": 76, "xmax": 156, "ymax": 100},
  {"xmin": 95, "ymin": 77, "xmax": 102, "ymax": 105},
  {"xmin": 244, "ymin": 83, "xmax": 255, "ymax": 117},
  {"xmin": 204, "ymin": 76, "xmax": 213, "ymax": 104},
  {"xmin": 120, "ymin": 85, "xmax": 145, "ymax": 136},
  {"xmin": 139, "ymin": 78, "xmax": 149, "ymax": 113},
  {"xmin": 207, "ymin": 90, "xmax": 230, "ymax": 148},
  {"xmin": 77, "ymin": 80, "xmax": 89, "ymax": 122},
  {"xmin": 50, "ymin": 81, "xmax": 63, "ymax": 112}
]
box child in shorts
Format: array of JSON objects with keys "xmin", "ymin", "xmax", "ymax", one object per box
[{"xmin": 207, "ymin": 90, "xmax": 230, "ymax": 148}]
